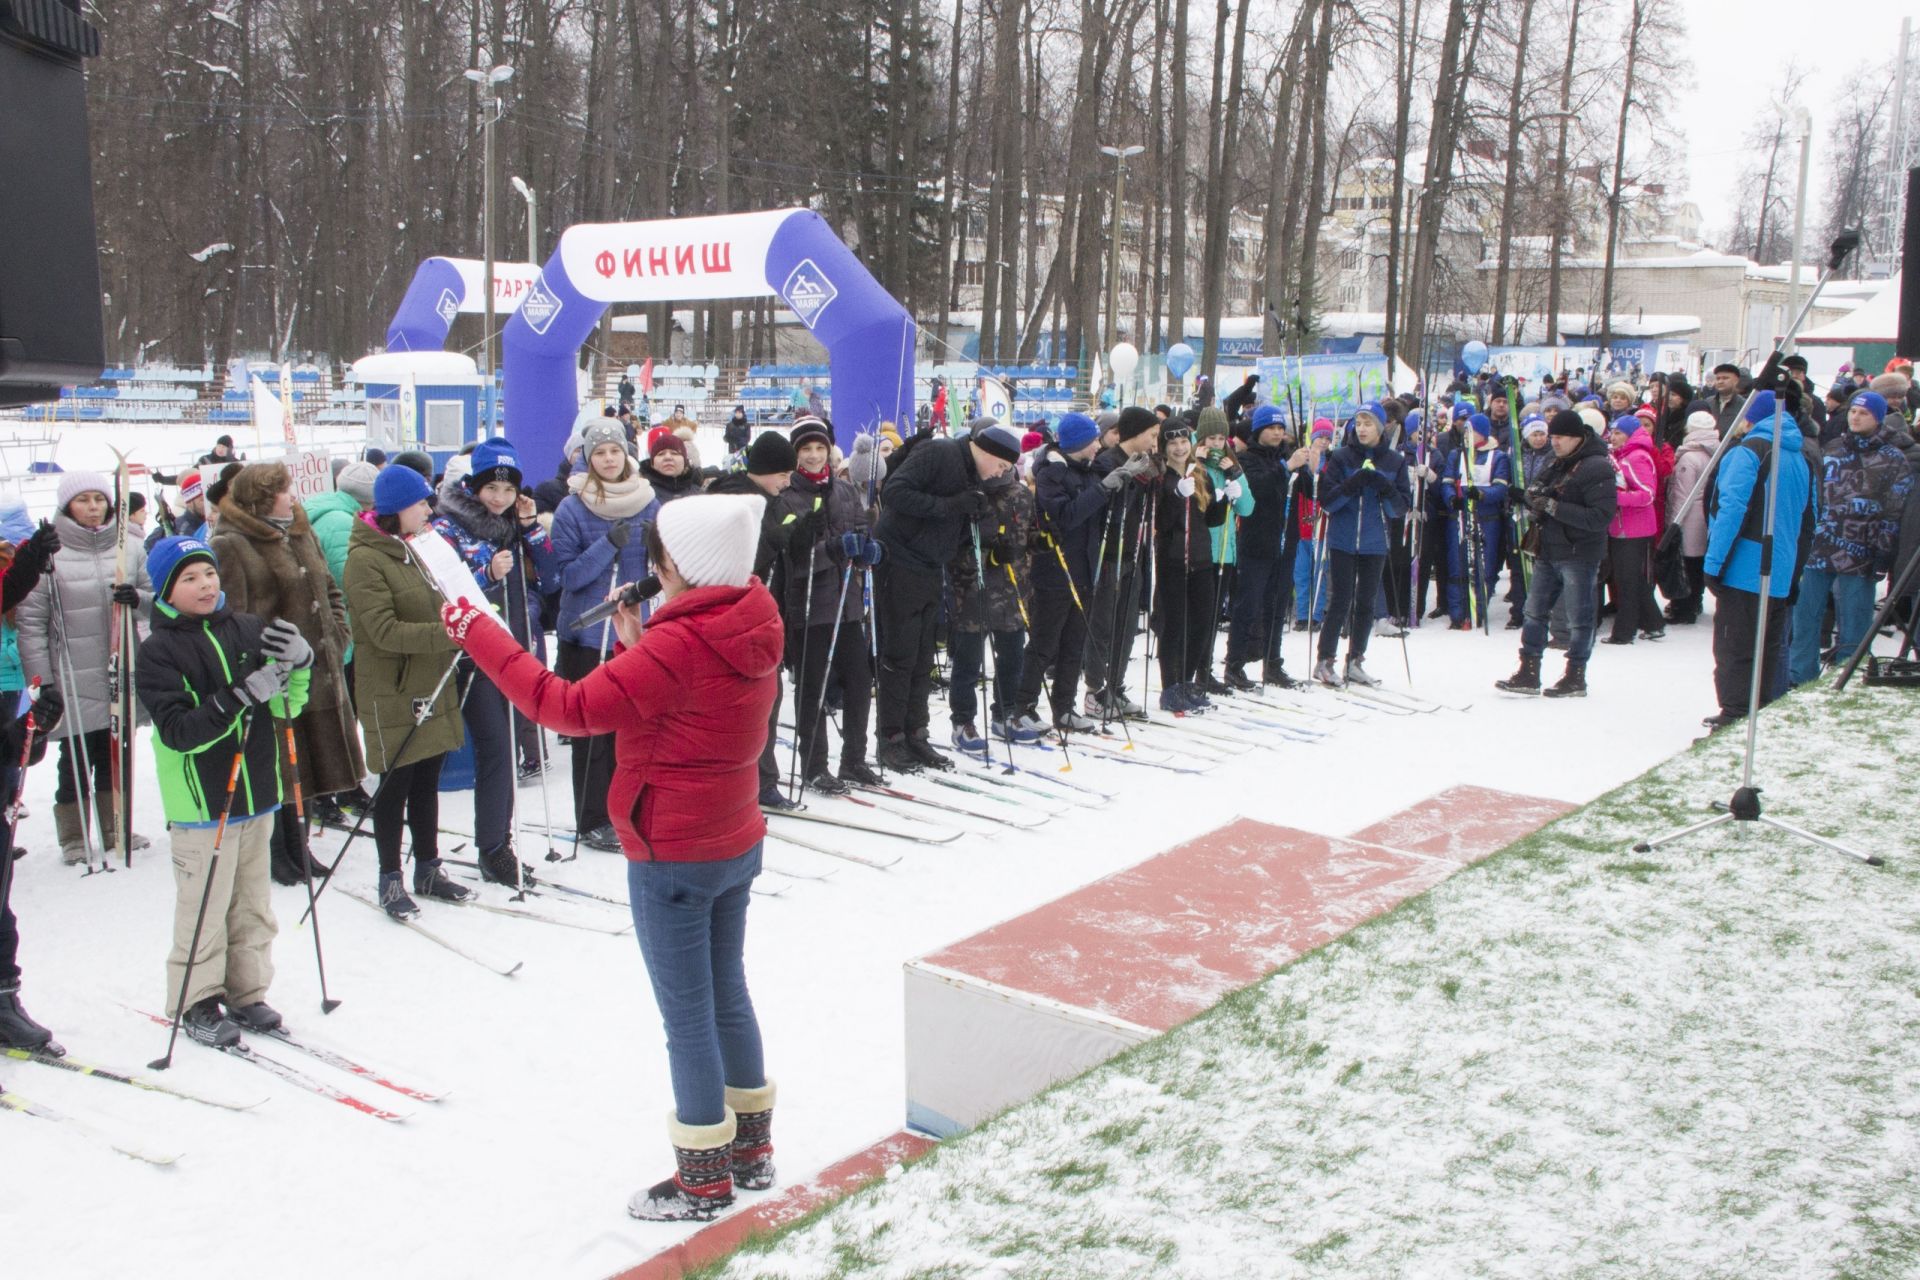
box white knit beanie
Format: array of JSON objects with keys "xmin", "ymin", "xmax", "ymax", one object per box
[
  {"xmin": 656, "ymin": 494, "xmax": 761, "ymax": 589},
  {"xmin": 57, "ymin": 470, "xmax": 112, "ymax": 514},
  {"xmin": 335, "ymin": 459, "xmax": 379, "ymax": 508}
]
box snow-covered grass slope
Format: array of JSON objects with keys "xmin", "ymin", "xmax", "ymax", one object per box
[{"xmin": 701, "ymin": 679, "xmax": 1919, "ymax": 1280}]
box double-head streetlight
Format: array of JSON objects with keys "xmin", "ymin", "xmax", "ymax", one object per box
[
  {"xmin": 464, "ymin": 61, "xmax": 513, "ymax": 426},
  {"xmin": 1099, "ymin": 143, "xmax": 1145, "ymax": 358}
]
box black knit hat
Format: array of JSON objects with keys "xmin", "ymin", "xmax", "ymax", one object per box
[
  {"xmin": 747, "ymin": 431, "xmax": 798, "ymax": 476},
  {"xmin": 788, "ymin": 415, "xmax": 833, "ymax": 453},
  {"xmin": 1115, "ymin": 406, "xmax": 1159, "ymax": 441},
  {"xmin": 1547, "ymin": 409, "xmax": 1588, "ymax": 439}
]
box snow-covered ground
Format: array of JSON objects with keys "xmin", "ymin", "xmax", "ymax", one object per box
[
  {"xmin": 0, "ymin": 417, "xmax": 1881, "ymax": 1280},
  {"xmin": 704, "ymin": 678, "xmax": 1918, "ymax": 1280}
]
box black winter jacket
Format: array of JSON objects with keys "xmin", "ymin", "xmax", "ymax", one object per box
[
  {"xmin": 948, "ymin": 473, "xmax": 1034, "ymax": 632},
  {"xmin": 1154, "ymin": 467, "xmax": 1222, "ymax": 573},
  {"xmin": 1031, "ymin": 444, "xmax": 1111, "ymax": 593},
  {"xmin": 705, "ymin": 471, "xmax": 784, "ymax": 584},
  {"xmin": 769, "ymin": 471, "xmax": 868, "ymax": 626},
  {"xmin": 1234, "ymin": 441, "xmax": 1293, "ymax": 561},
  {"xmin": 1528, "ymin": 435, "xmax": 1619, "ymax": 563},
  {"xmin": 874, "ymin": 436, "xmax": 981, "ymax": 575}
]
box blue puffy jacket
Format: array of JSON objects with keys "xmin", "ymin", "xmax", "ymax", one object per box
[
  {"xmin": 549, "ymin": 487, "xmax": 660, "ymax": 648},
  {"xmin": 1705, "ymin": 410, "xmax": 1812, "ymax": 598},
  {"xmin": 1320, "ymin": 436, "xmax": 1411, "ymax": 556}
]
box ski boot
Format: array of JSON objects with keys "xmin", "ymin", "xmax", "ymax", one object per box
[
  {"xmin": 182, "ymin": 996, "xmax": 242, "ymax": 1048},
  {"xmin": 906, "ymin": 732, "xmax": 953, "ymax": 771},
  {"xmin": 1343, "ymin": 656, "xmax": 1382, "ymax": 688},
  {"xmin": 628, "ymin": 1113, "xmax": 737, "ymax": 1222},
  {"xmin": 477, "ymin": 842, "xmax": 537, "ymax": 888},
  {"xmin": 378, "ymin": 871, "xmax": 420, "ymax": 920},
  {"xmin": 839, "ymin": 759, "xmax": 884, "ymax": 788},
  {"xmin": 1261, "ymin": 660, "xmax": 1299, "ymax": 690},
  {"xmin": 875, "ymin": 734, "xmax": 923, "ymax": 773},
  {"xmin": 0, "ymin": 983, "xmax": 63, "ymax": 1056},
  {"xmin": 225, "ymin": 999, "xmax": 283, "ymax": 1034},
  {"xmin": 1494, "ymin": 651, "xmax": 1543, "ymax": 695},
  {"xmin": 950, "ymin": 721, "xmax": 987, "ymax": 754},
  {"xmin": 805, "ymin": 769, "xmax": 851, "ymax": 797},
  {"xmin": 758, "ymin": 783, "xmax": 801, "ymax": 812},
  {"xmin": 582, "ymin": 825, "xmax": 623, "ymax": 852},
  {"xmin": 413, "ymin": 857, "xmax": 473, "ymax": 903},
  {"xmin": 1222, "ymin": 666, "xmax": 1258, "ymax": 693},
  {"xmin": 1183, "ymin": 682, "xmax": 1213, "ymax": 710},
  {"xmin": 1157, "ymin": 685, "xmax": 1194, "ymax": 713},
  {"xmin": 1542, "ymin": 659, "xmax": 1588, "ymax": 699},
  {"xmin": 1197, "ymin": 672, "xmax": 1235, "ymax": 697},
  {"xmin": 1054, "ymin": 709, "xmax": 1100, "ymax": 734},
  {"xmin": 1311, "ymin": 657, "xmax": 1342, "ymax": 687}
]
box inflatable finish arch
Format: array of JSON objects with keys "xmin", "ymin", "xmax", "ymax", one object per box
[
  {"xmin": 501, "ymin": 208, "xmax": 916, "ymax": 480},
  {"xmin": 386, "ymin": 257, "xmax": 542, "ymax": 353}
]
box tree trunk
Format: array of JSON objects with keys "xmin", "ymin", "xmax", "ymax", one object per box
[
  {"xmin": 1544, "ymin": 0, "xmax": 1581, "ymax": 344},
  {"xmin": 1167, "ymin": 0, "xmax": 1190, "ymax": 356},
  {"xmin": 1490, "ymin": 0, "xmax": 1537, "ymax": 345},
  {"xmin": 1597, "ymin": 0, "xmax": 1642, "ymax": 360}
]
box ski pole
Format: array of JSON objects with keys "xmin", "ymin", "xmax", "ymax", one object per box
[
  {"xmin": 798, "ymin": 558, "xmax": 857, "ymax": 800},
  {"xmin": 967, "ymin": 519, "xmax": 1005, "ymax": 770},
  {"xmin": 301, "ymin": 652, "xmax": 460, "ymax": 923},
  {"xmin": 151, "ymin": 711, "xmax": 250, "ymax": 1072},
  {"xmin": 514, "ymin": 547, "xmax": 559, "ymax": 865},
  {"xmin": 278, "ymin": 713, "xmax": 340, "ymax": 1014},
  {"xmin": 1379, "ymin": 497, "xmax": 1412, "ymax": 683},
  {"xmin": 562, "ymin": 558, "xmax": 624, "ymax": 865},
  {"xmin": 46, "ymin": 577, "xmax": 108, "ymax": 876},
  {"xmin": 786, "ymin": 516, "xmax": 820, "ymax": 803}
]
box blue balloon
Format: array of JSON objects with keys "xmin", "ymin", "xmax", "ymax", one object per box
[
  {"xmin": 1166, "ymin": 342, "xmax": 1196, "ymax": 380},
  {"xmin": 1461, "ymin": 340, "xmax": 1490, "ymax": 374}
]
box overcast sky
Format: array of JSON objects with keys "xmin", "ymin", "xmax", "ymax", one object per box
[{"xmin": 1673, "ymin": 0, "xmax": 1917, "ymax": 250}]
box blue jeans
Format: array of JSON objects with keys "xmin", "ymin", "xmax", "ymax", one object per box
[
  {"xmin": 1788, "ymin": 569, "xmax": 1878, "ymax": 686},
  {"xmin": 1292, "ymin": 538, "xmax": 1327, "ymax": 621},
  {"xmin": 1521, "ymin": 557, "xmax": 1601, "ymax": 662},
  {"xmin": 628, "ymin": 843, "xmax": 767, "ymax": 1126},
  {"xmin": 949, "ymin": 628, "xmax": 1025, "ymax": 725}
]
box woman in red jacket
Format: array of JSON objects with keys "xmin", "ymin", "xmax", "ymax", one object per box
[{"xmin": 442, "ymin": 494, "xmax": 784, "ymax": 1223}]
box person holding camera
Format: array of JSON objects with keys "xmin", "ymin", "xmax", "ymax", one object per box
[
  {"xmin": 440, "ymin": 495, "xmax": 783, "ymax": 1222},
  {"xmin": 1496, "ymin": 410, "xmax": 1618, "ymax": 697}
]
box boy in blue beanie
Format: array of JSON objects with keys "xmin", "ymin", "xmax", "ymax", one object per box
[{"xmin": 135, "ymin": 536, "xmax": 312, "ymax": 1049}]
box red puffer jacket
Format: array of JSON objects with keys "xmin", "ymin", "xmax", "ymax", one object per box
[{"xmin": 460, "ymin": 581, "xmax": 784, "ymax": 862}]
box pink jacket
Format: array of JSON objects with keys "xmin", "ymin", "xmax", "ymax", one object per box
[{"xmin": 1609, "ymin": 426, "xmax": 1660, "ymax": 540}]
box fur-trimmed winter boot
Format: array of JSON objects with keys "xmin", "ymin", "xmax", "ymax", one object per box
[
  {"xmin": 727, "ymin": 1081, "xmax": 777, "ymax": 1191},
  {"xmin": 628, "ymin": 1110, "xmax": 737, "ymax": 1222}
]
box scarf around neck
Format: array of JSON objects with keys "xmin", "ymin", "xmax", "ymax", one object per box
[{"xmin": 568, "ymin": 468, "xmax": 656, "ymax": 520}]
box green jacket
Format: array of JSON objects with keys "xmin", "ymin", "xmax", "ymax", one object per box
[
  {"xmin": 304, "ymin": 489, "xmax": 363, "ymax": 661},
  {"xmin": 343, "ymin": 516, "xmax": 463, "ymax": 772},
  {"xmin": 134, "ymin": 599, "xmax": 311, "ymax": 826}
]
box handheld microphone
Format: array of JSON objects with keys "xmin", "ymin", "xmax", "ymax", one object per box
[{"xmin": 571, "ymin": 575, "xmax": 662, "ymax": 631}]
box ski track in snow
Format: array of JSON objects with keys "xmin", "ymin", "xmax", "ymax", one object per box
[{"xmin": 3, "ymin": 421, "xmax": 1897, "ymax": 1280}]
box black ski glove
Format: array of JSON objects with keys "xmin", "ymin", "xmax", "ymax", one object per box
[
  {"xmin": 606, "ymin": 520, "xmax": 632, "ymax": 549},
  {"xmin": 111, "ymin": 583, "xmax": 140, "ymax": 609},
  {"xmin": 14, "ymin": 521, "xmax": 60, "ymax": 575},
  {"xmin": 944, "ymin": 489, "xmax": 990, "ymax": 520}
]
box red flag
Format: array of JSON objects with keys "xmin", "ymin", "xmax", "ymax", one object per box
[{"xmin": 640, "ymin": 357, "xmax": 655, "ymax": 395}]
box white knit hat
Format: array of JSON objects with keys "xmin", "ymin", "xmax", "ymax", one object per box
[
  {"xmin": 57, "ymin": 470, "xmax": 112, "ymax": 514},
  {"xmin": 655, "ymin": 494, "xmax": 761, "ymax": 589}
]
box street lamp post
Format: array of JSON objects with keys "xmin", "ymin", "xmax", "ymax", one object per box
[
  {"xmin": 464, "ymin": 62, "xmax": 513, "ymax": 432},
  {"xmin": 1099, "ymin": 143, "xmax": 1145, "ymax": 360},
  {"xmin": 510, "ymin": 175, "xmax": 538, "ymax": 265}
]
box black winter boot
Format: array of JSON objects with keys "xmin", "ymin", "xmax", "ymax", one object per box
[
  {"xmin": 1494, "ymin": 651, "xmax": 1543, "ymax": 694},
  {"xmin": 726, "ymin": 1081, "xmax": 777, "ymax": 1191},
  {"xmin": 1543, "ymin": 658, "xmax": 1588, "ymax": 698},
  {"xmin": 477, "ymin": 843, "xmax": 537, "ymax": 887},
  {"xmin": 412, "ymin": 857, "xmax": 473, "ymax": 903},
  {"xmin": 627, "ymin": 1111, "xmax": 737, "ymax": 1221},
  {"xmin": 875, "ymin": 734, "xmax": 923, "ymax": 773},
  {"xmin": 0, "ymin": 983, "xmax": 62, "ymax": 1055},
  {"xmin": 1222, "ymin": 665, "xmax": 1257, "ymax": 692}
]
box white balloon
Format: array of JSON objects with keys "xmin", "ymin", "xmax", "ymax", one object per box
[{"xmin": 1109, "ymin": 341, "xmax": 1139, "ymax": 383}]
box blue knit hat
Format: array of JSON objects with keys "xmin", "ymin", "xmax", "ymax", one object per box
[
  {"xmin": 1250, "ymin": 403, "xmax": 1286, "ymax": 434},
  {"xmin": 1610, "ymin": 414, "xmax": 1641, "ymax": 435},
  {"xmin": 1356, "ymin": 400, "xmax": 1386, "ymax": 426},
  {"xmin": 1451, "ymin": 403, "xmax": 1472, "ymax": 420},
  {"xmin": 1469, "ymin": 413, "xmax": 1492, "ymax": 437},
  {"xmin": 1850, "ymin": 391, "xmax": 1888, "ymax": 424},
  {"xmin": 147, "ymin": 536, "xmax": 216, "ymax": 604},
  {"xmin": 1745, "ymin": 390, "xmax": 1777, "ymax": 423},
  {"xmin": 1056, "ymin": 412, "xmax": 1099, "ymax": 454},
  {"xmin": 373, "ymin": 463, "xmax": 434, "ymax": 516},
  {"xmin": 467, "ymin": 437, "xmax": 523, "ymax": 491}
]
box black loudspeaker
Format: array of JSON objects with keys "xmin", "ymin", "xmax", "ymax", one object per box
[
  {"xmin": 1902, "ymin": 167, "xmax": 1920, "ymax": 361},
  {"xmin": 0, "ymin": 1, "xmax": 105, "ymax": 406}
]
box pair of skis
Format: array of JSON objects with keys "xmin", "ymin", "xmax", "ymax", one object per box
[{"xmin": 107, "ymin": 447, "xmax": 138, "ymax": 868}]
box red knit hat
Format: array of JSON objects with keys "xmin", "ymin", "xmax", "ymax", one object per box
[{"xmin": 646, "ymin": 426, "xmax": 687, "ymax": 461}]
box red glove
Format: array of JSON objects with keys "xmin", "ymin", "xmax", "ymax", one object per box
[{"xmin": 441, "ymin": 598, "xmax": 489, "ymax": 647}]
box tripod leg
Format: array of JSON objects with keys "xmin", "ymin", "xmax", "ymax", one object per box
[
  {"xmin": 1755, "ymin": 815, "xmax": 1882, "ymax": 866},
  {"xmin": 1631, "ymin": 809, "xmax": 1733, "ymax": 854}
]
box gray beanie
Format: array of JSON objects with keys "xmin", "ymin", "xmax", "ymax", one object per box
[{"xmin": 335, "ymin": 459, "xmax": 379, "ymax": 509}]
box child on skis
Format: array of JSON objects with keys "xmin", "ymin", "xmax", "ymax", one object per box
[
  {"xmin": 1443, "ymin": 413, "xmax": 1510, "ymax": 628},
  {"xmin": 134, "ymin": 536, "xmax": 311, "ymax": 1048}
]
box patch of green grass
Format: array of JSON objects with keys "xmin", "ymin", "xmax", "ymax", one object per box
[
  {"xmin": 1598, "ymin": 859, "xmax": 1664, "ymax": 881},
  {"xmin": 1439, "ymin": 977, "xmax": 1461, "ymax": 1001},
  {"xmin": 1037, "ymin": 1157, "xmax": 1108, "ymax": 1193},
  {"xmin": 1294, "ymin": 1229, "xmax": 1351, "ymax": 1263}
]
